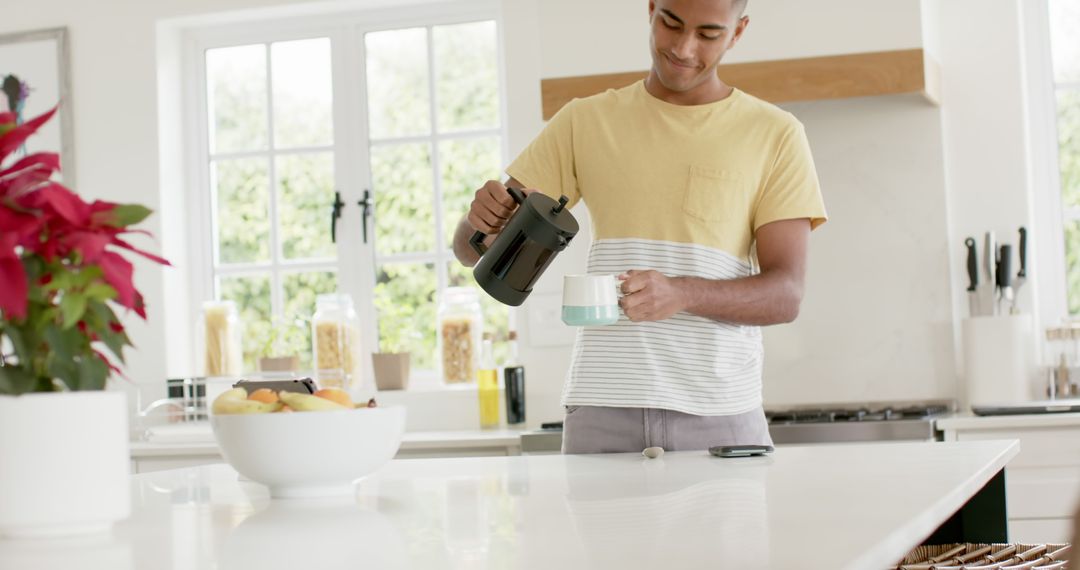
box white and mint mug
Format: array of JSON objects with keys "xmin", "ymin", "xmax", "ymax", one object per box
[{"xmin": 562, "ymin": 274, "xmax": 621, "ymax": 326}]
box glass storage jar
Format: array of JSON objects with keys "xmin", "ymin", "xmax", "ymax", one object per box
[
  {"xmin": 200, "ymin": 300, "xmax": 243, "ymax": 377},
  {"xmin": 312, "ymin": 293, "xmax": 363, "ymax": 391},
  {"xmin": 437, "ymin": 287, "xmax": 483, "ymax": 384}
]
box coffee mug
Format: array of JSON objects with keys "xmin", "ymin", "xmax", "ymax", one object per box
[{"xmin": 562, "ymin": 274, "xmax": 621, "ymax": 326}]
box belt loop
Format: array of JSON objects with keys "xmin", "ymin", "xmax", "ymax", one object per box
[
  {"xmin": 643, "ymin": 408, "xmax": 651, "ymax": 448},
  {"xmin": 660, "ymin": 409, "xmax": 668, "ymax": 450}
]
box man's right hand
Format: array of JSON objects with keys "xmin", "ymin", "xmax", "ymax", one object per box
[{"xmin": 467, "ymin": 179, "xmax": 533, "ymax": 234}]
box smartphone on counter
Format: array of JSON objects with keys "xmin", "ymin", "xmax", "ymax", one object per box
[{"xmin": 709, "ymin": 444, "xmax": 774, "ymax": 458}]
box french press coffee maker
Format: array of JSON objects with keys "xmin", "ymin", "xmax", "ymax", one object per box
[{"xmin": 469, "ymin": 187, "xmax": 579, "ymax": 306}]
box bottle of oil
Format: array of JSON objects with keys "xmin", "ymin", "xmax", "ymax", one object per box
[
  {"xmin": 504, "ymin": 330, "xmax": 525, "ymax": 425},
  {"xmin": 477, "ymin": 333, "xmax": 500, "ymax": 429}
]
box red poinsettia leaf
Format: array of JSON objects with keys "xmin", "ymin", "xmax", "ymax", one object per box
[
  {"xmin": 0, "ymin": 257, "xmax": 28, "ymax": 319},
  {"xmin": 1, "ymin": 151, "xmax": 60, "ymax": 176},
  {"xmin": 24, "ymin": 183, "xmax": 90, "ymax": 228},
  {"xmin": 133, "ymin": 291, "xmax": 147, "ymax": 319},
  {"xmin": 63, "ymin": 231, "xmax": 112, "ymax": 264},
  {"xmin": 0, "ymin": 154, "xmax": 60, "ymax": 202},
  {"xmin": 98, "ymin": 251, "xmax": 136, "ymax": 310},
  {"xmin": 0, "ymin": 111, "xmax": 15, "ymax": 125},
  {"xmin": 110, "ymin": 236, "xmax": 171, "ymax": 266},
  {"xmin": 0, "ymin": 106, "xmax": 58, "ymax": 163},
  {"xmin": 0, "ymin": 205, "xmax": 41, "ymax": 239}
]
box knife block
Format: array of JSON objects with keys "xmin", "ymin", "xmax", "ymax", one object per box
[{"xmin": 962, "ymin": 314, "xmax": 1036, "ymax": 408}]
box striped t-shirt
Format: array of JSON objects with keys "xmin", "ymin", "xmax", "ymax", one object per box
[{"xmin": 507, "ymin": 81, "xmax": 827, "ymax": 416}]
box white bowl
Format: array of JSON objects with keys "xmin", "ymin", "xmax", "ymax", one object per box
[{"xmin": 210, "ymin": 406, "xmax": 405, "ymax": 499}]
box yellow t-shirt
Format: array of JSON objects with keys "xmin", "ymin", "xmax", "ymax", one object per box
[{"xmin": 507, "ymin": 80, "xmax": 827, "ymax": 416}]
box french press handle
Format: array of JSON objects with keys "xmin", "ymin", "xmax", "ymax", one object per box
[{"xmin": 469, "ymin": 186, "xmax": 528, "ymax": 256}]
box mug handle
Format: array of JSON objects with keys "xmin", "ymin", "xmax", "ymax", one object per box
[{"xmin": 469, "ymin": 186, "xmax": 528, "ymax": 256}]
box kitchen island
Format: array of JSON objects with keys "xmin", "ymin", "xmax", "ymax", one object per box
[{"xmin": 0, "ymin": 439, "xmax": 1018, "ymax": 570}]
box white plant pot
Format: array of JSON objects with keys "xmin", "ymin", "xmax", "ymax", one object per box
[{"xmin": 0, "ymin": 391, "xmax": 131, "ymax": 538}]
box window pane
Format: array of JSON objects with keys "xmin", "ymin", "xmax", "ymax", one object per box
[
  {"xmin": 372, "ymin": 143, "xmax": 435, "ymax": 255},
  {"xmin": 1050, "ymin": 0, "xmax": 1080, "ymax": 83},
  {"xmin": 278, "ymin": 153, "xmax": 335, "ymax": 260},
  {"xmin": 219, "ymin": 273, "xmax": 271, "ymax": 372},
  {"xmin": 439, "ymin": 137, "xmax": 502, "ymax": 247},
  {"xmin": 283, "ymin": 271, "xmax": 338, "ymax": 369},
  {"xmin": 365, "ymin": 28, "xmax": 431, "ymax": 139},
  {"xmin": 375, "ymin": 263, "xmax": 436, "ymax": 369},
  {"xmin": 1067, "ymin": 221, "xmax": 1080, "ymax": 314},
  {"xmin": 1060, "ymin": 89, "xmax": 1080, "ymax": 209},
  {"xmin": 214, "ymin": 158, "xmax": 270, "ymax": 264},
  {"xmin": 449, "ymin": 263, "xmax": 509, "ymax": 364},
  {"xmin": 271, "ymin": 38, "xmax": 334, "ymax": 148},
  {"xmin": 206, "ymin": 45, "xmax": 267, "ymax": 154},
  {"xmin": 434, "ymin": 21, "xmax": 499, "ymax": 132}
]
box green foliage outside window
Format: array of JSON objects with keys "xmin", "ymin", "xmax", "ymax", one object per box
[{"xmin": 208, "ymin": 20, "xmax": 507, "ymax": 376}]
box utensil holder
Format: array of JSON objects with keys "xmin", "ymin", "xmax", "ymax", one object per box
[{"xmin": 962, "ymin": 314, "xmax": 1036, "ymax": 409}]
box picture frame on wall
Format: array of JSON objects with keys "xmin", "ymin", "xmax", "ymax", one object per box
[{"xmin": 0, "ymin": 27, "xmax": 74, "ymax": 186}]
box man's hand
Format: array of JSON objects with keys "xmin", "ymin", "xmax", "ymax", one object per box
[
  {"xmin": 467, "ymin": 179, "xmax": 535, "ymax": 234},
  {"xmin": 618, "ymin": 270, "xmax": 688, "ymax": 322}
]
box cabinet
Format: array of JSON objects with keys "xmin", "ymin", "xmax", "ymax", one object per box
[{"xmin": 937, "ymin": 414, "xmax": 1080, "ymax": 542}]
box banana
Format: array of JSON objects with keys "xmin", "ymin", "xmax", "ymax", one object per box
[
  {"xmin": 278, "ymin": 391, "xmax": 349, "ymax": 412},
  {"xmin": 211, "ymin": 388, "xmax": 283, "ymax": 415}
]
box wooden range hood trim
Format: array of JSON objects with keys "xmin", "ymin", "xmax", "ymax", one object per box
[{"xmin": 540, "ymin": 48, "xmax": 940, "ymax": 120}]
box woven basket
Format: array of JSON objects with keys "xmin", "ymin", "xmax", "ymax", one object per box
[{"xmin": 889, "ymin": 543, "xmax": 1071, "ymax": 569}]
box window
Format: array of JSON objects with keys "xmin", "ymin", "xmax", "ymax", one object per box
[
  {"xmin": 1050, "ymin": 0, "xmax": 1080, "ymax": 312},
  {"xmin": 192, "ymin": 6, "xmax": 509, "ymax": 378},
  {"xmin": 205, "ymin": 39, "xmax": 338, "ymax": 372}
]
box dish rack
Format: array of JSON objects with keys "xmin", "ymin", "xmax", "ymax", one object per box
[{"xmin": 891, "ymin": 543, "xmax": 1071, "ymax": 569}]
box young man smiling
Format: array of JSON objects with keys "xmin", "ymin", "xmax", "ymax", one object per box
[{"xmin": 453, "ymin": 0, "xmax": 828, "ymax": 453}]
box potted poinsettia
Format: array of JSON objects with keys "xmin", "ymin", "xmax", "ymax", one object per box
[{"xmin": 0, "ymin": 105, "xmax": 169, "ymax": 538}]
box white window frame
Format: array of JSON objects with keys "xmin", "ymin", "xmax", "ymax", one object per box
[
  {"xmin": 180, "ymin": 0, "xmax": 508, "ymax": 383},
  {"xmin": 1024, "ymin": 0, "xmax": 1070, "ymax": 326}
]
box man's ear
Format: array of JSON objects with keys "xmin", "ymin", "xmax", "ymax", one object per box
[
  {"xmin": 648, "ymin": 0, "xmax": 656, "ymax": 20},
  {"xmin": 729, "ymin": 15, "xmax": 749, "ymax": 49}
]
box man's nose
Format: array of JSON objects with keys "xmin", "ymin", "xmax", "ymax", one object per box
[{"xmin": 670, "ymin": 33, "xmax": 695, "ymax": 61}]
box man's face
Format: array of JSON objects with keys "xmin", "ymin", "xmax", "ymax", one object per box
[{"xmin": 648, "ymin": 0, "xmax": 748, "ymax": 94}]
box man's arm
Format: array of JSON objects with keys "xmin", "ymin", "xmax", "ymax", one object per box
[
  {"xmin": 452, "ymin": 178, "xmax": 527, "ymax": 267},
  {"xmin": 618, "ymin": 218, "xmax": 811, "ymax": 326}
]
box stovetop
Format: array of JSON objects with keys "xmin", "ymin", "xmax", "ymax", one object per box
[
  {"xmin": 765, "ymin": 404, "xmax": 951, "ymax": 425},
  {"xmin": 763, "ymin": 400, "xmax": 955, "ymax": 444}
]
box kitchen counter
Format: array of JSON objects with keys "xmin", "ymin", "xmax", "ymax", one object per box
[
  {"xmin": 131, "ymin": 427, "xmax": 525, "ymax": 457},
  {"xmin": 937, "ymin": 411, "xmax": 1080, "ymax": 431},
  {"xmin": 11, "ymin": 439, "xmax": 1019, "ymax": 570}
]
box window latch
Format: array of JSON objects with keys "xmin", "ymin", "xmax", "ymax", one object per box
[
  {"xmin": 330, "ymin": 191, "xmax": 345, "ymax": 243},
  {"xmin": 358, "ymin": 190, "xmax": 373, "ymax": 244}
]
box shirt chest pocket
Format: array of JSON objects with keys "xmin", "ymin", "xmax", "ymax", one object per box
[{"xmin": 682, "ymin": 166, "xmax": 753, "ymax": 224}]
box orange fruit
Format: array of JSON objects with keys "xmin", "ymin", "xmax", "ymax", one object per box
[
  {"xmin": 248, "ymin": 388, "xmax": 279, "ymax": 404},
  {"xmin": 313, "ymin": 388, "xmax": 354, "ymax": 408}
]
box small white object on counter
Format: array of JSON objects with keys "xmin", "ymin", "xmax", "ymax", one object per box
[
  {"xmin": 55, "ymin": 439, "xmax": 1021, "ymax": 570},
  {"xmin": 641, "ymin": 446, "xmax": 664, "ymax": 458}
]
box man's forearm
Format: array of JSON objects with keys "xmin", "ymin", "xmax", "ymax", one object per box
[{"xmin": 676, "ymin": 271, "xmax": 804, "ymax": 326}]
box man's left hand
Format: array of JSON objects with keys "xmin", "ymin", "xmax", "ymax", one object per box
[{"xmin": 618, "ymin": 270, "xmax": 687, "ymax": 322}]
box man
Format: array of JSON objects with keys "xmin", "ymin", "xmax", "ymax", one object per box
[{"xmin": 453, "ymin": 0, "xmax": 827, "ymax": 453}]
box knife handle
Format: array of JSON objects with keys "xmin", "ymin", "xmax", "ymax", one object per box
[
  {"xmin": 1018, "ymin": 227, "xmax": 1027, "ymax": 278},
  {"xmin": 997, "ymin": 244, "xmax": 1012, "ymax": 288},
  {"xmin": 965, "ymin": 237, "xmax": 978, "ymax": 291}
]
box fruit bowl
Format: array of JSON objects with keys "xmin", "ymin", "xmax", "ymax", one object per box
[{"xmin": 210, "ymin": 399, "xmax": 406, "ymax": 499}]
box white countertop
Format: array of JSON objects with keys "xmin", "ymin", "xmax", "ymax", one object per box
[
  {"xmin": 5, "ymin": 439, "xmax": 1019, "ymax": 570},
  {"xmin": 937, "ymin": 412, "xmax": 1080, "ymax": 431},
  {"xmin": 130, "ymin": 425, "xmax": 525, "ymax": 457}
]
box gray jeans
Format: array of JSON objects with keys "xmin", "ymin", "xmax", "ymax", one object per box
[{"xmin": 561, "ymin": 405, "xmax": 773, "ymax": 454}]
